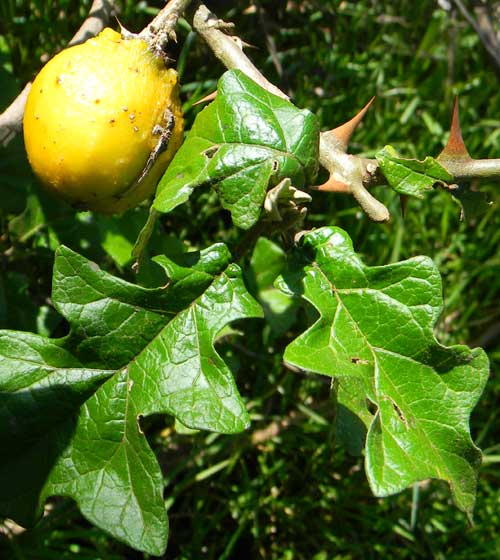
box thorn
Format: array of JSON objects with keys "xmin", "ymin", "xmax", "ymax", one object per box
[
  {"xmin": 230, "ymin": 36, "xmax": 258, "ymax": 50},
  {"xmin": 312, "ymin": 176, "xmax": 350, "ymax": 193},
  {"xmin": 438, "ymin": 97, "xmax": 471, "ymax": 160},
  {"xmin": 116, "ymin": 18, "xmax": 136, "ymax": 39},
  {"xmin": 400, "ymin": 195, "xmax": 408, "ymax": 218},
  {"xmin": 326, "ymin": 97, "xmax": 376, "ymax": 151},
  {"xmin": 192, "ymin": 91, "xmax": 217, "ymax": 106}
]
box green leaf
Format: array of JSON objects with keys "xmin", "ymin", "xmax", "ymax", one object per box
[
  {"xmin": 247, "ymin": 238, "xmax": 287, "ymax": 293},
  {"xmin": 0, "ymin": 244, "xmax": 262, "ymax": 554},
  {"xmin": 246, "ymin": 237, "xmax": 299, "ymax": 336},
  {"xmin": 375, "ymin": 145, "xmax": 453, "ymax": 198},
  {"xmin": 95, "ymin": 210, "xmax": 154, "ymax": 268},
  {"xmin": 279, "ymin": 227, "xmax": 488, "ymax": 516},
  {"xmin": 154, "ymin": 69, "xmax": 320, "ymax": 229}
]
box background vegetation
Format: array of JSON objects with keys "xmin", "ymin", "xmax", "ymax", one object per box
[{"xmin": 0, "ymin": 1, "xmax": 499, "ymax": 558}]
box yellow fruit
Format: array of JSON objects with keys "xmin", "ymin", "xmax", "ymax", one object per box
[{"xmin": 23, "ymin": 28, "xmax": 183, "ymax": 214}]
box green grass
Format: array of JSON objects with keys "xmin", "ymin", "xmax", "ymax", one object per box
[{"xmin": 0, "ymin": 1, "xmax": 499, "ymax": 558}]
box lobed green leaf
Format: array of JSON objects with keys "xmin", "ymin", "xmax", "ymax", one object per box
[
  {"xmin": 154, "ymin": 70, "xmax": 320, "ymax": 229},
  {"xmin": 0, "ymin": 244, "xmax": 262, "ymax": 554},
  {"xmin": 279, "ymin": 227, "xmax": 489, "ymax": 517}
]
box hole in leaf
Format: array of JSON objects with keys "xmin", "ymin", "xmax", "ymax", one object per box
[
  {"xmin": 203, "ymin": 146, "xmax": 220, "ymax": 159},
  {"xmin": 366, "ymin": 399, "xmax": 377, "ymax": 415}
]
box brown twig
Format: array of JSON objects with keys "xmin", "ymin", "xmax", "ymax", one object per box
[{"xmin": 0, "ymin": 0, "xmax": 115, "ymax": 147}]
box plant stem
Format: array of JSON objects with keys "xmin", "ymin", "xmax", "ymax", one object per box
[
  {"xmin": 440, "ymin": 157, "xmax": 500, "ymax": 180},
  {"xmin": 193, "ymin": 4, "xmax": 288, "ymax": 100},
  {"xmin": 139, "ymin": 0, "xmax": 193, "ymax": 50}
]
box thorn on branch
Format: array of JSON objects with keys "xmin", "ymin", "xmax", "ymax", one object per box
[
  {"xmin": 438, "ymin": 97, "xmax": 471, "ymax": 161},
  {"xmin": 315, "ymin": 99, "xmax": 390, "ymax": 222},
  {"xmin": 326, "ymin": 96, "xmax": 376, "ymax": 152},
  {"xmin": 312, "ymin": 177, "xmax": 350, "ymax": 193}
]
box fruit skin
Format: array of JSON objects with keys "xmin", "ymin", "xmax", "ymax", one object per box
[{"xmin": 23, "ymin": 28, "xmax": 183, "ymax": 214}]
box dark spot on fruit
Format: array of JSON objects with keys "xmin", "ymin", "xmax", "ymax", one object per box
[
  {"xmin": 94, "ymin": 99, "xmax": 101, "ymax": 104},
  {"xmin": 109, "ymin": 118, "xmax": 116, "ymax": 124},
  {"xmin": 55, "ymin": 76, "xmax": 61, "ymax": 85},
  {"xmin": 39, "ymin": 89, "xmax": 43, "ymax": 93}
]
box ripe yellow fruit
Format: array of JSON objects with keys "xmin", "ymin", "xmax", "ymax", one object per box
[{"xmin": 23, "ymin": 28, "xmax": 183, "ymax": 214}]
